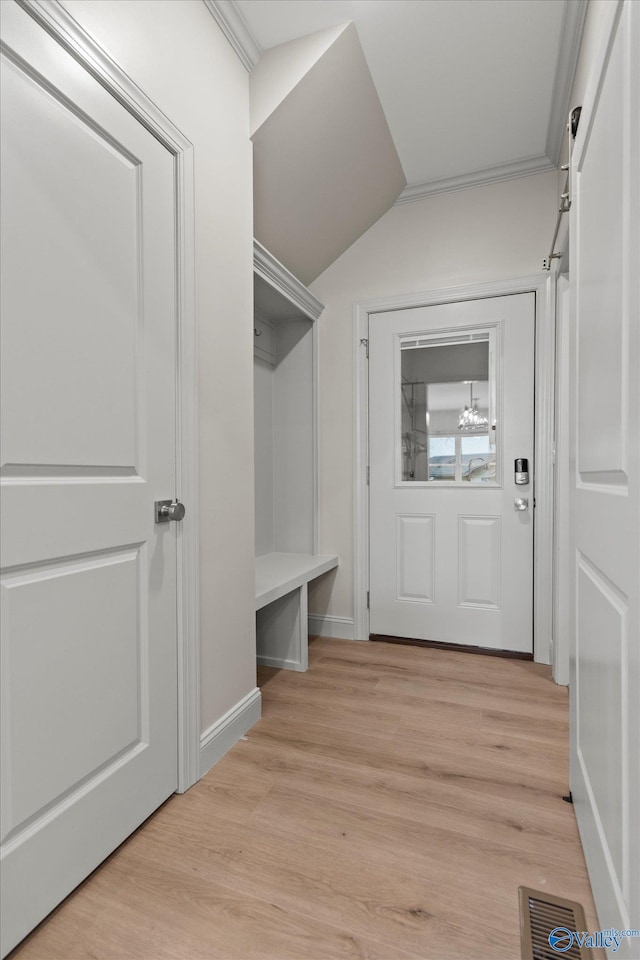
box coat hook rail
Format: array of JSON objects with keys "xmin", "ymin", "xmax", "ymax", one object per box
[
  {"xmin": 543, "ymin": 106, "xmax": 582, "ymax": 271},
  {"xmin": 543, "ymin": 175, "xmax": 571, "ymax": 270}
]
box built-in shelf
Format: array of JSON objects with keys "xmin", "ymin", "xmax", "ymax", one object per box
[
  {"xmin": 253, "ymin": 242, "xmax": 337, "ymax": 672},
  {"xmin": 256, "ymin": 552, "xmax": 339, "ymax": 611}
]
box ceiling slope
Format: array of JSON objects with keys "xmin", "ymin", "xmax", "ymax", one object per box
[
  {"xmin": 250, "ymin": 22, "xmax": 347, "ymax": 134},
  {"xmin": 251, "ymin": 22, "xmax": 406, "ymax": 285},
  {"xmin": 221, "ymin": 0, "xmax": 588, "ymax": 201}
]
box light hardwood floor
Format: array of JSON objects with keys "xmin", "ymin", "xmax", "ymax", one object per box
[{"xmin": 10, "ymin": 638, "xmax": 601, "ymax": 960}]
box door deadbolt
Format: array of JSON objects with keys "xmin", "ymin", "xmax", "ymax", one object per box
[
  {"xmin": 155, "ymin": 500, "xmax": 186, "ymax": 523},
  {"xmin": 514, "ymin": 458, "xmax": 530, "ymax": 485}
]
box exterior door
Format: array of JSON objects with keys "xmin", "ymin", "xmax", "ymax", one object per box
[
  {"xmin": 569, "ymin": 0, "xmax": 640, "ymax": 951},
  {"xmin": 369, "ymin": 294, "xmax": 535, "ymax": 653},
  {"xmin": 1, "ymin": 4, "xmax": 179, "ymax": 954}
]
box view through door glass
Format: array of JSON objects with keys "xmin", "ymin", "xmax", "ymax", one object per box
[{"xmin": 400, "ymin": 335, "xmax": 497, "ymax": 483}]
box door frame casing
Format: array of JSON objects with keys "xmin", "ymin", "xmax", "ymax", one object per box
[
  {"xmin": 18, "ymin": 0, "xmax": 200, "ymax": 791},
  {"xmin": 354, "ymin": 273, "xmax": 555, "ymax": 664},
  {"xmin": 553, "ymin": 270, "xmax": 571, "ymax": 685}
]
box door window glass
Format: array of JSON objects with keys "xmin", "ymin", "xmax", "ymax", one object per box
[{"xmin": 400, "ymin": 333, "xmax": 497, "ymax": 484}]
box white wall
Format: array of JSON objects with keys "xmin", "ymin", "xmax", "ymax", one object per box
[
  {"xmin": 254, "ymin": 358, "xmax": 274, "ymax": 557},
  {"xmin": 308, "ymin": 170, "xmax": 557, "ymax": 624},
  {"xmin": 60, "ymin": 0, "xmax": 256, "ymax": 733}
]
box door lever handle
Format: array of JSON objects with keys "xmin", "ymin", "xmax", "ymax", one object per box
[
  {"xmin": 155, "ymin": 499, "xmax": 186, "ymax": 523},
  {"xmin": 514, "ymin": 498, "xmax": 529, "ymax": 512}
]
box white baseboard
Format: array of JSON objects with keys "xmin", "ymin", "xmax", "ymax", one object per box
[
  {"xmin": 199, "ymin": 687, "xmax": 261, "ymax": 779},
  {"xmin": 308, "ymin": 614, "xmax": 355, "ymax": 640}
]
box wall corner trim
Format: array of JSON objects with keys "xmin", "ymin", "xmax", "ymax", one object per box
[
  {"xmin": 199, "ymin": 687, "xmax": 262, "ymax": 779},
  {"xmin": 254, "ymin": 239, "xmax": 324, "ymax": 321},
  {"xmin": 201, "ymin": 0, "xmax": 262, "ymax": 72}
]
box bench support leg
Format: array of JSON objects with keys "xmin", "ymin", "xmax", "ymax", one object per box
[{"xmin": 256, "ymin": 584, "xmax": 308, "ymax": 672}]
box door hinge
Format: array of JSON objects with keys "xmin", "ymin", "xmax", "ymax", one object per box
[
  {"xmin": 366, "ymin": 590, "xmax": 370, "ymax": 609},
  {"xmin": 366, "ymin": 465, "xmax": 370, "ymax": 485},
  {"xmin": 360, "ymin": 338, "xmax": 369, "ymax": 358}
]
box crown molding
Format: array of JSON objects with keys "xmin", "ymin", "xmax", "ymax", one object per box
[
  {"xmin": 395, "ymin": 154, "xmax": 555, "ymax": 205},
  {"xmin": 202, "ymin": 0, "xmax": 261, "ymax": 71},
  {"xmin": 545, "ymin": 0, "xmax": 588, "ymax": 166},
  {"xmin": 254, "ymin": 240, "xmax": 324, "ymax": 321}
]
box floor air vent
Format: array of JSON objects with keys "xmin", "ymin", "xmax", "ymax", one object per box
[{"xmin": 519, "ymin": 886, "xmax": 589, "ymax": 959}]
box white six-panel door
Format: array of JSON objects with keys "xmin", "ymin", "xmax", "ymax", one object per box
[
  {"xmin": 569, "ymin": 1, "xmax": 640, "ymax": 952},
  {"xmin": 0, "ymin": 4, "xmax": 179, "ymax": 954},
  {"xmin": 369, "ymin": 294, "xmax": 535, "ymax": 653}
]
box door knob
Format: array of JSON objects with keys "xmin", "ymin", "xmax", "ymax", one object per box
[
  {"xmin": 514, "ymin": 498, "xmax": 529, "ymax": 512},
  {"xmin": 155, "ymin": 499, "xmax": 186, "ymax": 523}
]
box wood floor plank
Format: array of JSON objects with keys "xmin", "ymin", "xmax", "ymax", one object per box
[
  {"xmin": 126, "ymin": 792, "xmax": 519, "ymax": 960},
  {"xmin": 246, "ymin": 776, "xmax": 597, "ymax": 899},
  {"xmin": 249, "ymin": 713, "xmax": 568, "ymax": 801},
  {"xmin": 9, "ymin": 638, "xmax": 601, "ymax": 960},
  {"xmin": 314, "ymin": 638, "xmax": 563, "ymax": 691},
  {"xmin": 259, "ymin": 661, "xmax": 569, "ymax": 748},
  {"xmin": 15, "ymin": 841, "xmax": 423, "ymax": 960},
  {"xmin": 373, "ymin": 673, "xmax": 569, "ymax": 720},
  {"xmin": 260, "ymin": 690, "xmax": 404, "ymax": 739},
  {"xmin": 218, "ymin": 737, "xmax": 584, "ymax": 863}
]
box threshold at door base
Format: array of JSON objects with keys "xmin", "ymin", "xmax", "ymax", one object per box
[{"xmin": 369, "ymin": 634, "xmax": 534, "ymax": 661}]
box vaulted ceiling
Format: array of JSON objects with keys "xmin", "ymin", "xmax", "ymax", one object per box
[
  {"xmin": 206, "ymin": 0, "xmax": 586, "ymax": 282},
  {"xmin": 233, "ymin": 0, "xmax": 586, "ymax": 201}
]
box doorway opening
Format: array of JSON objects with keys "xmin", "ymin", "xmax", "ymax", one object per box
[{"xmin": 353, "ymin": 274, "xmax": 556, "ymax": 664}]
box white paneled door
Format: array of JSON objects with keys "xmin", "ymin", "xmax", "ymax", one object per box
[
  {"xmin": 369, "ymin": 294, "xmax": 535, "ymax": 653},
  {"xmin": 570, "ymin": 1, "xmax": 639, "ymax": 951},
  {"xmin": 0, "ymin": 5, "xmax": 179, "ymax": 954}
]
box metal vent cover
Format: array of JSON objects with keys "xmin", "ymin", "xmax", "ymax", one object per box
[{"xmin": 519, "ymin": 886, "xmax": 589, "ymax": 959}]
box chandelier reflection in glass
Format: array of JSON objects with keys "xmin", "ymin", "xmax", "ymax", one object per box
[{"xmin": 458, "ymin": 381, "xmax": 489, "ymax": 432}]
